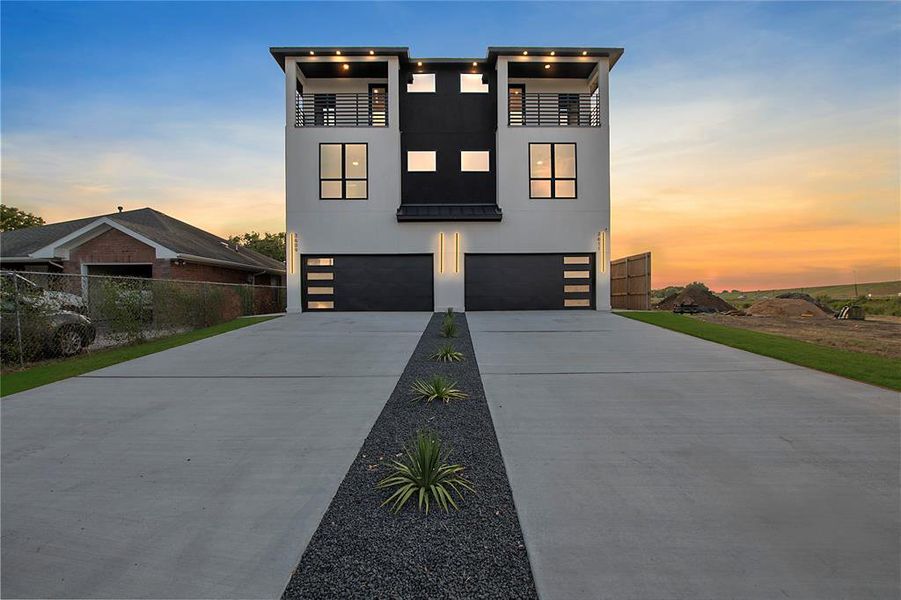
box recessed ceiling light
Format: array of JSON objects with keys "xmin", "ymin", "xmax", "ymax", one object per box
[
  {"xmin": 309, "ymin": 50, "xmax": 315, "ymax": 55},
  {"xmin": 522, "ymin": 50, "xmax": 528, "ymax": 55},
  {"xmin": 336, "ymin": 50, "xmax": 342, "ymax": 55},
  {"xmin": 342, "ymin": 64, "xmax": 349, "ymax": 70},
  {"xmin": 369, "ymin": 50, "xmax": 375, "ymax": 55},
  {"xmin": 417, "ymin": 61, "xmax": 423, "ymax": 66},
  {"xmin": 550, "ymin": 51, "xmax": 555, "ymax": 56},
  {"xmin": 544, "ymin": 64, "xmax": 551, "ymax": 69},
  {"xmin": 472, "ymin": 61, "xmax": 477, "ymax": 67},
  {"xmin": 582, "ymin": 50, "xmax": 588, "ymax": 56}
]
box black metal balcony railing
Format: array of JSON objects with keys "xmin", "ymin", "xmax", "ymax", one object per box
[
  {"xmin": 295, "ymin": 92, "xmax": 388, "ymax": 127},
  {"xmin": 508, "ymin": 92, "xmax": 601, "ymax": 127}
]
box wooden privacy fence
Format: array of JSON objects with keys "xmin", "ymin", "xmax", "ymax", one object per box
[{"xmin": 611, "ymin": 252, "xmax": 651, "ymax": 310}]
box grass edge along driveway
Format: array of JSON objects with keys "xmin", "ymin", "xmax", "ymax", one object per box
[
  {"xmin": 0, "ymin": 316, "xmax": 278, "ymax": 397},
  {"xmin": 618, "ymin": 311, "xmax": 901, "ymax": 391}
]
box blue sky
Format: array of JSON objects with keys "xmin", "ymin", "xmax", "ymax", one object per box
[{"xmin": 2, "ymin": 1, "xmax": 899, "ymax": 288}]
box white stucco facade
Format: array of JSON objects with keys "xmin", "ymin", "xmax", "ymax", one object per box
[{"xmin": 281, "ymin": 50, "xmax": 612, "ymax": 313}]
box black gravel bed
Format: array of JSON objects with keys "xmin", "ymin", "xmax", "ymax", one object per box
[{"xmin": 282, "ymin": 313, "xmax": 538, "ymax": 599}]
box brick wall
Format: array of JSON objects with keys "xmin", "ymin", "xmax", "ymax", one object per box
[
  {"xmin": 50, "ymin": 228, "xmax": 280, "ymax": 286},
  {"xmin": 63, "ymin": 229, "xmax": 160, "ymax": 275}
]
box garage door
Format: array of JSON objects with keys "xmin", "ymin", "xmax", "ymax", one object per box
[
  {"xmin": 302, "ymin": 254, "xmax": 433, "ymax": 311},
  {"xmin": 464, "ymin": 253, "xmax": 594, "ymax": 310}
]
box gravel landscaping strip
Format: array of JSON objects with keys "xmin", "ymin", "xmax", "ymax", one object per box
[{"xmin": 282, "ymin": 313, "xmax": 538, "ymax": 599}]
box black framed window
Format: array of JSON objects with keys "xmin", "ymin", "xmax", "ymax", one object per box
[
  {"xmin": 320, "ymin": 143, "xmax": 368, "ymax": 200},
  {"xmin": 313, "ymin": 93, "xmax": 336, "ymax": 126},
  {"xmin": 529, "ymin": 143, "xmax": 576, "ymax": 199}
]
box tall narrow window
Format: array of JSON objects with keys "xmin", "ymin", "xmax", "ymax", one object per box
[
  {"xmin": 529, "ymin": 143, "xmax": 576, "ymax": 199},
  {"xmin": 407, "ymin": 73, "xmax": 435, "ymax": 93},
  {"xmin": 558, "ymin": 94, "xmax": 581, "ymax": 126},
  {"xmin": 369, "ymin": 84, "xmax": 387, "ymax": 126},
  {"xmin": 313, "ymin": 93, "xmax": 336, "ymax": 126},
  {"xmin": 508, "ymin": 84, "xmax": 525, "ymax": 126},
  {"xmin": 320, "ymin": 143, "xmax": 368, "ymax": 199}
]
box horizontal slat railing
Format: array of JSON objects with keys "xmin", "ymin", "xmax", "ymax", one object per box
[
  {"xmin": 509, "ymin": 92, "xmax": 601, "ymax": 127},
  {"xmin": 295, "ymin": 93, "xmax": 388, "ymax": 127}
]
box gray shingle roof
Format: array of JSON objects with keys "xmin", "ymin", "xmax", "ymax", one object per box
[{"xmin": 1, "ymin": 208, "xmax": 285, "ymax": 273}]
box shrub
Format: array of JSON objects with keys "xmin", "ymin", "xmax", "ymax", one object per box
[
  {"xmin": 410, "ymin": 374, "xmax": 468, "ymax": 403},
  {"xmin": 440, "ymin": 319, "xmax": 458, "ymax": 338},
  {"xmin": 430, "ymin": 343, "xmax": 464, "ymax": 362},
  {"xmin": 377, "ymin": 431, "xmax": 474, "ymax": 513}
]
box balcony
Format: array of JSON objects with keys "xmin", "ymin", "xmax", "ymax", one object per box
[
  {"xmin": 508, "ymin": 92, "xmax": 601, "ymax": 127},
  {"xmin": 295, "ymin": 92, "xmax": 388, "ymax": 127}
]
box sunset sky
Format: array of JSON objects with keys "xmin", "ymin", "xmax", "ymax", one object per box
[{"xmin": 2, "ymin": 1, "xmax": 898, "ymax": 290}]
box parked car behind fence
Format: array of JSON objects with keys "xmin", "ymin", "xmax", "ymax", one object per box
[{"xmin": 0, "ymin": 270, "xmax": 286, "ymax": 369}]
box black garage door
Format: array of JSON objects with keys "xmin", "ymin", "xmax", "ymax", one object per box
[
  {"xmin": 302, "ymin": 254, "xmax": 433, "ymax": 311},
  {"xmin": 465, "ymin": 253, "xmax": 594, "ymax": 310}
]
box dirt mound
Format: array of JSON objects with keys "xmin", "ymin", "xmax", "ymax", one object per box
[
  {"xmin": 746, "ymin": 298, "xmax": 832, "ymax": 319},
  {"xmin": 776, "ymin": 292, "xmax": 835, "ymax": 315},
  {"xmin": 656, "ymin": 287, "xmax": 735, "ymax": 313}
]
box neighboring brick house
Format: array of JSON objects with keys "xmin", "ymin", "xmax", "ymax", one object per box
[{"xmin": 0, "ymin": 208, "xmax": 285, "ymax": 285}]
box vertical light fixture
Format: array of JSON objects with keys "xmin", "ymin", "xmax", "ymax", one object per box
[
  {"xmin": 439, "ymin": 232, "xmax": 445, "ymax": 274},
  {"xmin": 598, "ymin": 229, "xmax": 607, "ymax": 272},
  {"xmin": 288, "ymin": 232, "xmax": 298, "ymax": 274},
  {"xmin": 454, "ymin": 232, "xmax": 460, "ymax": 273}
]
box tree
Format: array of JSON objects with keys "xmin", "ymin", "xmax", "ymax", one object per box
[
  {"xmin": 1, "ymin": 204, "xmax": 44, "ymax": 231},
  {"xmin": 228, "ymin": 231, "xmax": 285, "ymax": 261}
]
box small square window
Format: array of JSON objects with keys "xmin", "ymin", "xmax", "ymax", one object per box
[
  {"xmin": 460, "ymin": 73, "xmax": 488, "ymax": 93},
  {"xmin": 407, "ymin": 151, "xmax": 437, "ymax": 172},
  {"xmin": 407, "ymin": 73, "xmax": 435, "ymax": 93},
  {"xmin": 460, "ymin": 151, "xmax": 490, "ymax": 172}
]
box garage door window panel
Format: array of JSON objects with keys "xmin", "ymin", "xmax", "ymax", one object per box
[
  {"xmin": 320, "ymin": 143, "xmax": 368, "ymax": 200},
  {"xmin": 529, "ymin": 142, "xmax": 577, "ymax": 199}
]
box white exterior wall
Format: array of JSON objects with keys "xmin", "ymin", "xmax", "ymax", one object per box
[{"xmin": 284, "ymin": 54, "xmax": 611, "ymax": 312}]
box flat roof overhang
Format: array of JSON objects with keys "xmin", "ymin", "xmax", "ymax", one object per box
[{"xmin": 270, "ymin": 46, "xmax": 624, "ymax": 72}]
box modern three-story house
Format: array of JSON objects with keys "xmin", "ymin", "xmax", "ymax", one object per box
[{"xmin": 270, "ymin": 45, "xmax": 622, "ymax": 312}]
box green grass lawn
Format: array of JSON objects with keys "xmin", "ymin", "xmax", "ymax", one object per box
[
  {"xmin": 618, "ymin": 311, "xmax": 901, "ymax": 391},
  {"xmin": 1, "ymin": 316, "xmax": 277, "ymax": 397}
]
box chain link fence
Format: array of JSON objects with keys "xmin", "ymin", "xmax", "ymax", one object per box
[{"xmin": 1, "ymin": 270, "xmax": 286, "ymax": 370}]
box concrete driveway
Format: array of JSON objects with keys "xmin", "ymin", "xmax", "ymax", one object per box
[
  {"xmin": 1, "ymin": 313, "xmax": 431, "ymax": 599},
  {"xmin": 469, "ymin": 311, "xmax": 900, "ymax": 600}
]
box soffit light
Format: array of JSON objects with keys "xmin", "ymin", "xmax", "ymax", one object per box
[
  {"xmin": 550, "ymin": 51, "xmax": 555, "ymax": 56},
  {"xmin": 417, "ymin": 61, "xmax": 423, "ymax": 66},
  {"xmin": 522, "ymin": 50, "xmax": 528, "ymax": 55},
  {"xmin": 336, "ymin": 50, "xmax": 342, "ymax": 55},
  {"xmin": 472, "ymin": 62, "xmax": 477, "ymax": 66},
  {"xmin": 544, "ymin": 64, "xmax": 551, "ymax": 69},
  {"xmin": 309, "ymin": 50, "xmax": 315, "ymax": 55},
  {"xmin": 582, "ymin": 50, "xmax": 588, "ymax": 55},
  {"xmin": 369, "ymin": 50, "xmax": 375, "ymax": 55}
]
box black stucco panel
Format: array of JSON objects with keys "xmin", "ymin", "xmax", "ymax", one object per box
[{"xmin": 399, "ymin": 63, "xmax": 497, "ymax": 207}]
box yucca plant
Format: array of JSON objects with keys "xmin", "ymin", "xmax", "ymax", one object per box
[
  {"xmin": 377, "ymin": 431, "xmax": 474, "ymax": 513},
  {"xmin": 439, "ymin": 318, "xmax": 458, "ymax": 338},
  {"xmin": 410, "ymin": 374, "xmax": 468, "ymax": 403},
  {"xmin": 430, "ymin": 343, "xmax": 464, "ymax": 363}
]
